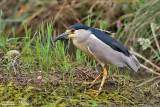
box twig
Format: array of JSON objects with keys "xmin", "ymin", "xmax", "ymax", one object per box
[
  {"xmin": 52, "ymin": 0, "xmax": 67, "ymax": 24},
  {"xmin": 150, "ymin": 22, "xmax": 160, "ymax": 54},
  {"xmin": 67, "ymin": 2, "xmax": 82, "ymax": 24},
  {"xmin": 16, "ymin": 8, "xmax": 46, "ymax": 36},
  {"xmin": 150, "ymin": 79, "xmax": 160, "ymax": 88},
  {"xmin": 137, "ymin": 76, "xmax": 160, "ymax": 87},
  {"xmin": 140, "ymin": 64, "xmax": 160, "ymax": 76},
  {"xmin": 131, "ymin": 50, "xmax": 160, "ymax": 71}
]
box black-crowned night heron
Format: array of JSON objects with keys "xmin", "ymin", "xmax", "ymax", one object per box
[{"xmin": 53, "ymin": 24, "xmax": 140, "ymax": 97}]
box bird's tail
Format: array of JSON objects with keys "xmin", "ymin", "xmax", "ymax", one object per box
[{"xmin": 127, "ymin": 55, "xmax": 140, "ymax": 72}]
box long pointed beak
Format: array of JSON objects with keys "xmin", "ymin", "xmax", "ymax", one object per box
[{"xmin": 53, "ymin": 32, "xmax": 69, "ymax": 42}]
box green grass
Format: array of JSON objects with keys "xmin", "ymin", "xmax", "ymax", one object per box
[
  {"xmin": 0, "ymin": 12, "xmax": 132, "ymax": 85},
  {"xmin": 116, "ymin": 0, "xmax": 160, "ymax": 67},
  {"xmin": 0, "ymin": 10, "xmax": 2, "ymax": 36}
]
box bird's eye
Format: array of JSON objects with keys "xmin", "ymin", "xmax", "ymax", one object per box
[{"xmin": 71, "ymin": 29, "xmax": 75, "ymax": 33}]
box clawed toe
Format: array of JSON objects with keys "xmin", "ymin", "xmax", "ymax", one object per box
[
  {"xmin": 83, "ymin": 66, "xmax": 108, "ymax": 97},
  {"xmin": 83, "ymin": 89, "xmax": 102, "ymax": 97}
]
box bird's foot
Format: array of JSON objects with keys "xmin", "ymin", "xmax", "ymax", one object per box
[{"xmin": 83, "ymin": 89, "xmax": 101, "ymax": 97}]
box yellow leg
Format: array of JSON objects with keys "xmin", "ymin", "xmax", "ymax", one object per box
[
  {"xmin": 83, "ymin": 73, "xmax": 103, "ymax": 86},
  {"xmin": 84, "ymin": 65, "xmax": 108, "ymax": 97},
  {"xmin": 96, "ymin": 65, "xmax": 108, "ymax": 96},
  {"xmin": 89, "ymin": 73, "xmax": 103, "ymax": 87}
]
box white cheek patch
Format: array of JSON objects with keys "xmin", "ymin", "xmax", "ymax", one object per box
[{"xmin": 74, "ymin": 30, "xmax": 79, "ymax": 34}]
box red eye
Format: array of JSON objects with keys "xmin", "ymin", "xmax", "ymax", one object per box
[{"xmin": 71, "ymin": 29, "xmax": 75, "ymax": 33}]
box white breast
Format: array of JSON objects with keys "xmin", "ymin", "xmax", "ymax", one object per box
[{"xmin": 72, "ymin": 39, "xmax": 92, "ymax": 57}]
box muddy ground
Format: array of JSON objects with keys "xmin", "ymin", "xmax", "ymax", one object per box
[{"xmin": 0, "ymin": 61, "xmax": 160, "ymax": 106}]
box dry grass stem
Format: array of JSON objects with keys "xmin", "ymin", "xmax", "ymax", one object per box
[
  {"xmin": 131, "ymin": 50, "xmax": 160, "ymax": 71},
  {"xmin": 140, "ymin": 64, "xmax": 160, "ymax": 76},
  {"xmin": 150, "ymin": 22, "xmax": 160, "ymax": 54},
  {"xmin": 137, "ymin": 76, "xmax": 160, "ymax": 87}
]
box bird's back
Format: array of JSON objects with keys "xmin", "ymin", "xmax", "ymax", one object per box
[{"xmin": 90, "ymin": 28, "xmax": 131, "ymax": 57}]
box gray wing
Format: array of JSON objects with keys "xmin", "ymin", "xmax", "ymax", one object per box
[
  {"xmin": 90, "ymin": 28, "xmax": 131, "ymax": 57},
  {"xmin": 87, "ymin": 41, "xmax": 126, "ymax": 67}
]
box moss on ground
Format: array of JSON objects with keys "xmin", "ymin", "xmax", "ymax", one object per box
[{"xmin": 0, "ymin": 70, "xmax": 159, "ymax": 106}]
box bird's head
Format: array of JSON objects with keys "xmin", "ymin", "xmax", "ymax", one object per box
[{"xmin": 53, "ymin": 24, "xmax": 91, "ymax": 42}]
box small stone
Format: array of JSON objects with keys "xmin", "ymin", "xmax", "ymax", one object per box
[
  {"xmin": 37, "ymin": 76, "xmax": 42, "ymax": 80},
  {"xmin": 6, "ymin": 50, "xmax": 20, "ymax": 58}
]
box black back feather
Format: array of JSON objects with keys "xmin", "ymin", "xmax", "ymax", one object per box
[{"xmin": 68, "ymin": 24, "xmax": 131, "ymax": 57}]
